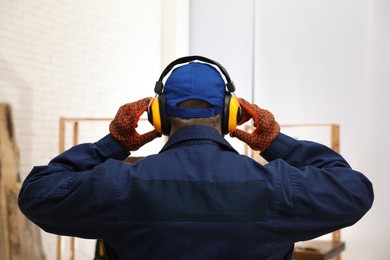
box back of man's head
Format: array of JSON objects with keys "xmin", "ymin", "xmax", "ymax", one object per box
[{"xmin": 168, "ymin": 99, "xmax": 222, "ymax": 135}]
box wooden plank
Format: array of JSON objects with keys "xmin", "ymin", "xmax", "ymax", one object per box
[
  {"xmin": 0, "ymin": 103, "xmax": 46, "ymax": 260},
  {"xmin": 5, "ymin": 184, "xmax": 46, "ymax": 260},
  {"xmin": 5, "ymin": 184, "xmax": 21, "ymax": 260},
  {"xmin": 0, "ymin": 103, "xmax": 17, "ymax": 260},
  {"xmin": 0, "ymin": 189, "xmax": 9, "ymax": 260},
  {"xmin": 293, "ymin": 240, "xmax": 345, "ymax": 260},
  {"xmin": 70, "ymin": 121, "xmax": 79, "ymax": 260}
]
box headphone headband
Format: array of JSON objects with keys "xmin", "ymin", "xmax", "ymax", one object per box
[{"xmin": 154, "ymin": 55, "xmax": 236, "ymax": 94}]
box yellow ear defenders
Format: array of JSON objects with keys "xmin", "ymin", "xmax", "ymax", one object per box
[{"xmin": 147, "ymin": 55, "xmax": 242, "ymax": 136}]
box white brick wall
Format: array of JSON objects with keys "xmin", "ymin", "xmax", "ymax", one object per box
[
  {"xmin": 0, "ymin": 0, "xmax": 162, "ymax": 175},
  {"xmin": 0, "ymin": 0, "xmax": 162, "ymax": 259}
]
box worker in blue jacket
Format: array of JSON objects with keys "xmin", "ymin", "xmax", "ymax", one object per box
[{"xmin": 18, "ymin": 56, "xmax": 373, "ymax": 260}]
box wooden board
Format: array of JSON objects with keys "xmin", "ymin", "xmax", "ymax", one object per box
[
  {"xmin": 0, "ymin": 103, "xmax": 16, "ymax": 260},
  {"xmin": 0, "ymin": 103, "xmax": 46, "ymax": 260},
  {"xmin": 293, "ymin": 240, "xmax": 345, "ymax": 260}
]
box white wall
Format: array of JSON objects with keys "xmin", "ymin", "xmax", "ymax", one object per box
[
  {"xmin": 365, "ymin": 0, "xmax": 390, "ymax": 257},
  {"xmin": 255, "ymin": 1, "xmax": 389, "ymax": 259},
  {"xmin": 161, "ymin": 0, "xmax": 190, "ymax": 66},
  {"xmin": 0, "ymin": 0, "xmax": 162, "ymax": 259},
  {"xmin": 189, "ymin": 0, "xmax": 255, "ymax": 101},
  {"xmin": 191, "ymin": 0, "xmax": 389, "ymax": 259}
]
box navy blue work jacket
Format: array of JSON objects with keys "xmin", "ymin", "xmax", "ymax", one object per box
[{"xmin": 18, "ymin": 125, "xmax": 373, "ymax": 260}]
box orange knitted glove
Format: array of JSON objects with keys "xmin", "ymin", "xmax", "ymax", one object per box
[
  {"xmin": 230, "ymin": 98, "xmax": 280, "ymax": 152},
  {"xmin": 110, "ymin": 98, "xmax": 161, "ymax": 151}
]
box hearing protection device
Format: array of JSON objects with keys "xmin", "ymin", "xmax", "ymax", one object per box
[{"xmin": 147, "ymin": 55, "xmax": 242, "ymax": 136}]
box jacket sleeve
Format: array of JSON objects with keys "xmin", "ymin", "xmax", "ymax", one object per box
[
  {"xmin": 18, "ymin": 134, "xmax": 130, "ymax": 238},
  {"xmin": 261, "ymin": 133, "xmax": 374, "ymax": 241}
]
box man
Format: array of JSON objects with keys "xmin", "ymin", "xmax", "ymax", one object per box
[{"xmin": 18, "ymin": 58, "xmax": 373, "ymax": 259}]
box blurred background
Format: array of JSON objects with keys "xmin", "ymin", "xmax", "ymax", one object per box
[{"xmin": 0, "ymin": 0, "xmax": 388, "ymax": 259}]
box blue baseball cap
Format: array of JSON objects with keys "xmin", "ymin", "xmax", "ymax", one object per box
[{"xmin": 164, "ymin": 62, "xmax": 225, "ymax": 118}]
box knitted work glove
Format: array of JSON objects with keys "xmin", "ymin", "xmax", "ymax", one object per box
[
  {"xmin": 230, "ymin": 98, "xmax": 280, "ymax": 152},
  {"xmin": 110, "ymin": 97, "xmax": 161, "ymax": 151}
]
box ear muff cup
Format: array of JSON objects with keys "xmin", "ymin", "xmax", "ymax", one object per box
[
  {"xmin": 221, "ymin": 93, "xmax": 242, "ymax": 135},
  {"xmin": 147, "ymin": 94, "xmax": 171, "ymax": 135},
  {"xmin": 147, "ymin": 98, "xmax": 161, "ymax": 133}
]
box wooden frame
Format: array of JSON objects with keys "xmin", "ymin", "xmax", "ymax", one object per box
[
  {"xmin": 58, "ymin": 119, "xmax": 344, "ymax": 260},
  {"xmin": 58, "ymin": 118, "xmax": 115, "ymax": 260},
  {"xmin": 244, "ymin": 123, "xmax": 344, "ymax": 260},
  {"xmin": 57, "ymin": 117, "xmax": 163, "ymax": 260}
]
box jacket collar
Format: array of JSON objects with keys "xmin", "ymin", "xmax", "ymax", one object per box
[{"xmin": 160, "ymin": 125, "xmax": 238, "ymax": 154}]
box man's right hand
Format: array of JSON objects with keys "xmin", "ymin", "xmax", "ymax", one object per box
[{"xmin": 230, "ymin": 98, "xmax": 280, "ymax": 152}]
